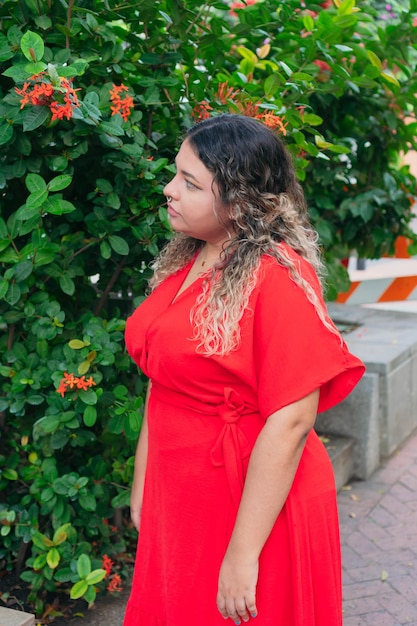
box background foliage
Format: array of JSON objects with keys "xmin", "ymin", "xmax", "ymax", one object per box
[{"xmin": 1, "ymin": 0, "xmax": 417, "ymax": 620}]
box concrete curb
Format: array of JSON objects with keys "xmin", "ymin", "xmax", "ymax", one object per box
[{"xmin": 0, "ymin": 607, "xmax": 35, "ymax": 626}]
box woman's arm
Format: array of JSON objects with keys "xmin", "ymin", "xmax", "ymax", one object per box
[
  {"xmin": 217, "ymin": 388, "xmax": 320, "ymax": 624},
  {"xmin": 130, "ymin": 381, "xmax": 151, "ymax": 532}
]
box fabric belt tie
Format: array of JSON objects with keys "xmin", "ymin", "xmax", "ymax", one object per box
[
  {"xmin": 209, "ymin": 387, "xmax": 253, "ymax": 506},
  {"xmin": 151, "ymin": 382, "xmax": 256, "ymax": 506}
]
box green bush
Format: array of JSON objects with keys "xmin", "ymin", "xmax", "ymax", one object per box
[{"xmin": 1, "ymin": 0, "xmax": 417, "ymax": 617}]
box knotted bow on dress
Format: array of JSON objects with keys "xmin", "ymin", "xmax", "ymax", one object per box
[
  {"xmin": 150, "ymin": 382, "xmax": 257, "ymax": 507},
  {"xmin": 210, "ymin": 388, "xmax": 253, "ymax": 506}
]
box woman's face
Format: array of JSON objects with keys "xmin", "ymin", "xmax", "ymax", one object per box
[{"xmin": 163, "ymin": 139, "xmax": 232, "ymax": 244}]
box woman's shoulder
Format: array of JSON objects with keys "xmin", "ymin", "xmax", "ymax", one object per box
[{"xmin": 258, "ymin": 242, "xmax": 320, "ymax": 288}]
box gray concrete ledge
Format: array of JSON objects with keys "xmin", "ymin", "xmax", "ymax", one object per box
[
  {"xmin": 324, "ymin": 303, "xmax": 417, "ymax": 479},
  {"xmin": 0, "ymin": 607, "xmax": 35, "ymax": 626}
]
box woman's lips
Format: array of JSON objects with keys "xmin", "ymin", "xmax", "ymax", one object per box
[{"xmin": 167, "ymin": 204, "xmax": 180, "ymax": 217}]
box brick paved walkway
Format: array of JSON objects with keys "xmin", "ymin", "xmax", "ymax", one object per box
[{"xmin": 339, "ymin": 430, "xmax": 417, "ymax": 625}]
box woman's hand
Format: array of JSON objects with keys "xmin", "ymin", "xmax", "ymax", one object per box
[{"xmin": 217, "ymin": 551, "xmax": 258, "ymax": 623}]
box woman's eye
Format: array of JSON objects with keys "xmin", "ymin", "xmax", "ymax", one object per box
[{"xmin": 185, "ymin": 179, "xmax": 197, "ymax": 189}]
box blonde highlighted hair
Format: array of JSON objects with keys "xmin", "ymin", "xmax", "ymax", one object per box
[{"xmin": 150, "ymin": 114, "xmax": 335, "ymax": 355}]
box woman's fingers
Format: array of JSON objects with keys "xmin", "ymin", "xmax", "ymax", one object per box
[{"xmin": 217, "ymin": 594, "xmax": 257, "ymax": 623}]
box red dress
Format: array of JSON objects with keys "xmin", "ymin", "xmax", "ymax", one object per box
[{"xmin": 123, "ymin": 244, "xmax": 365, "ymax": 626}]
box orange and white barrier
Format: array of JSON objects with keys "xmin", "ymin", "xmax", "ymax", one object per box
[{"xmin": 336, "ymin": 259, "xmax": 417, "ymax": 305}]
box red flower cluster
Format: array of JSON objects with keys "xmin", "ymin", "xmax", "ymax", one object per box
[
  {"xmin": 102, "ymin": 554, "xmax": 114, "ymax": 577},
  {"xmin": 102, "ymin": 554, "xmax": 123, "ymax": 593},
  {"xmin": 109, "ymin": 84, "xmax": 134, "ymax": 122},
  {"xmin": 15, "ymin": 73, "xmax": 80, "ymax": 121},
  {"xmin": 56, "ymin": 372, "xmax": 96, "ymax": 397},
  {"xmin": 229, "ymin": 0, "xmax": 257, "ymax": 17}
]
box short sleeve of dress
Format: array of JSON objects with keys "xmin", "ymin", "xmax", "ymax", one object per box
[{"xmin": 253, "ymin": 251, "xmax": 365, "ymax": 421}]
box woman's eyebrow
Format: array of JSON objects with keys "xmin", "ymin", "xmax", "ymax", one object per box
[{"xmin": 174, "ymin": 158, "xmax": 200, "ymax": 183}]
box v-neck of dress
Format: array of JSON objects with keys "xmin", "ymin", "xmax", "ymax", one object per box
[{"xmin": 169, "ymin": 259, "xmax": 208, "ymax": 306}]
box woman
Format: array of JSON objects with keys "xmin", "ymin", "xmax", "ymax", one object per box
[{"xmin": 123, "ymin": 114, "xmax": 365, "ymax": 626}]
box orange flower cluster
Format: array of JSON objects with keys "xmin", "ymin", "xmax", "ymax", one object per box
[
  {"xmin": 56, "ymin": 372, "xmax": 96, "ymax": 397},
  {"xmin": 109, "ymin": 84, "xmax": 134, "ymax": 122},
  {"xmin": 191, "ymin": 100, "xmax": 213, "ymax": 121},
  {"xmin": 15, "ymin": 73, "xmax": 80, "ymax": 121},
  {"xmin": 192, "ymin": 82, "xmax": 288, "ymax": 136},
  {"xmin": 102, "ymin": 554, "xmax": 123, "ymax": 593},
  {"xmin": 257, "ymin": 111, "xmax": 288, "ymax": 134},
  {"xmin": 107, "ymin": 573, "xmax": 123, "ymax": 593}
]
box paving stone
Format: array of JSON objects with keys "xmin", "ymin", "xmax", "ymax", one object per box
[
  {"xmin": 341, "ymin": 428, "xmax": 417, "ymax": 624},
  {"xmin": 0, "ymin": 607, "xmax": 35, "ymax": 626}
]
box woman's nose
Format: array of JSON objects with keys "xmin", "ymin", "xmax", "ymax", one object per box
[
  {"xmin": 163, "ymin": 181, "xmax": 175, "ymax": 200},
  {"xmin": 163, "ymin": 172, "xmax": 179, "ymax": 200}
]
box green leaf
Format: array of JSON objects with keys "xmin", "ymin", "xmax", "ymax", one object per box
[
  {"xmin": 83, "ymin": 406, "xmax": 97, "ymax": 427},
  {"xmin": 15, "ymin": 203, "xmax": 41, "ymax": 221},
  {"xmin": 85, "ymin": 568, "xmax": 106, "ymax": 585},
  {"xmin": 33, "ymin": 554, "xmax": 47, "ymax": 570},
  {"xmin": 100, "ymin": 241, "xmax": 111, "ymax": 259},
  {"xmin": 47, "ymin": 175, "xmax": 72, "ymax": 192},
  {"xmin": 46, "ymin": 547, "xmax": 61, "ymax": 569},
  {"xmin": 31, "ymin": 530, "xmax": 54, "ymax": 549},
  {"xmin": 35, "ymin": 14, "xmax": 52, "ymax": 30},
  {"xmin": 303, "ymin": 15, "xmax": 315, "ymax": 31},
  {"xmin": 84, "ymin": 585, "xmax": 97, "ymax": 604},
  {"xmin": 111, "ymin": 490, "xmax": 131, "ymax": 508},
  {"xmin": 35, "ymin": 415, "xmax": 60, "ymax": 433},
  {"xmin": 0, "ymin": 279, "xmax": 8, "ymax": 299},
  {"xmin": 302, "ymin": 113, "xmax": 323, "ymax": 126},
  {"xmin": 236, "ymin": 46, "xmax": 258, "ymax": 65},
  {"xmin": 13, "ymin": 260, "xmax": 33, "ymax": 282},
  {"xmin": 33, "ymin": 244, "xmax": 60, "ymax": 266},
  {"xmin": 5, "ymin": 283, "xmax": 21, "ymax": 306},
  {"xmin": 78, "ymin": 493, "xmax": 96, "ymax": 512},
  {"xmin": 78, "ymin": 360, "xmax": 91, "ymax": 375},
  {"xmin": 54, "ymin": 568, "xmax": 73, "ymax": 583},
  {"xmin": 26, "ymin": 189, "xmax": 49, "ymax": 209},
  {"xmin": 290, "ymin": 72, "xmax": 313, "ymax": 82},
  {"xmin": 98, "ymin": 121, "xmax": 125, "ymax": 136},
  {"xmin": 59, "ymin": 200, "xmax": 77, "ymax": 214},
  {"xmin": 42, "ymin": 196, "xmax": 64, "ymax": 215},
  {"xmin": 70, "ymin": 579, "xmax": 89, "ymax": 600},
  {"xmin": 0, "ymin": 123, "xmax": 13, "ymax": 145},
  {"xmin": 23, "ymin": 105, "xmax": 50, "ymax": 131},
  {"xmin": 52, "ymin": 524, "xmax": 70, "ymax": 546},
  {"xmin": 24, "ymin": 61, "xmax": 47, "ymax": 75},
  {"xmin": 337, "ymin": 0, "xmax": 357, "ymax": 15},
  {"xmin": 0, "ymin": 218, "xmax": 7, "ymax": 239},
  {"xmin": 26, "ymin": 173, "xmax": 47, "ymax": 193},
  {"xmin": 59, "ymin": 274, "xmax": 75, "ymax": 296},
  {"xmin": 334, "ymin": 14, "xmax": 357, "ymax": 28},
  {"xmin": 78, "ymin": 389, "xmax": 97, "ymax": 406},
  {"xmin": 380, "ymin": 72, "xmax": 400, "ymax": 87},
  {"xmin": 109, "ymin": 235, "xmax": 129, "ymax": 255},
  {"xmin": 20, "ymin": 31, "xmax": 44, "ymax": 62},
  {"xmin": 77, "ymin": 554, "xmax": 91, "ymax": 579},
  {"xmin": 264, "ymin": 73, "xmax": 284, "ymax": 97},
  {"xmin": 367, "ymin": 50, "xmax": 382, "ymax": 70},
  {"xmin": 69, "ymin": 339, "xmax": 89, "ymax": 349},
  {"xmin": 2, "ymin": 468, "xmax": 18, "ymax": 480},
  {"xmin": 128, "ymin": 411, "xmax": 141, "ymax": 434}
]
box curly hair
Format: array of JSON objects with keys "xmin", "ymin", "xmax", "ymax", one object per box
[{"xmin": 150, "ymin": 114, "xmax": 334, "ymax": 355}]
